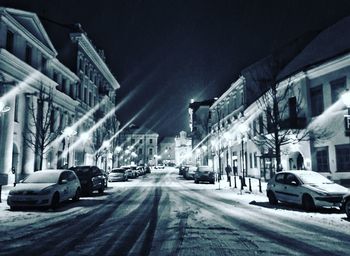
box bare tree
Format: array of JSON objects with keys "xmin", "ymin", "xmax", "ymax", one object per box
[
  {"xmin": 247, "ymin": 58, "xmax": 333, "ymax": 172},
  {"xmin": 24, "ymin": 84, "xmax": 60, "ymax": 171}
]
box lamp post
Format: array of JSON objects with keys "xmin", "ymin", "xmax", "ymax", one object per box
[
  {"xmin": 239, "ymin": 119, "xmax": 249, "ymax": 188},
  {"xmin": 63, "ymin": 127, "xmax": 77, "ymax": 168}
]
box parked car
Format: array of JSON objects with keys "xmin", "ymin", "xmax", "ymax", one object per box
[
  {"xmin": 194, "ymin": 166, "xmax": 215, "ymax": 184},
  {"xmin": 7, "ymin": 169, "xmax": 81, "ymax": 210},
  {"xmin": 109, "ymin": 168, "xmax": 128, "ymax": 182},
  {"xmin": 69, "ymin": 166, "xmax": 105, "ymax": 195},
  {"xmin": 341, "ymin": 193, "xmax": 350, "ymax": 218},
  {"xmin": 267, "ymin": 170, "xmax": 349, "ymax": 211},
  {"xmin": 184, "ymin": 166, "xmax": 196, "ymax": 180},
  {"xmin": 121, "ymin": 165, "xmax": 138, "ymax": 178},
  {"xmin": 179, "ymin": 165, "xmax": 188, "ymax": 176}
]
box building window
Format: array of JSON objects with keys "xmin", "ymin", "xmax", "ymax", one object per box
[
  {"xmin": 266, "ymin": 107, "xmax": 272, "ymax": 132},
  {"xmin": 89, "ymin": 91, "xmax": 92, "ymax": 106},
  {"xmin": 14, "ymin": 95, "xmax": 19, "ymax": 122},
  {"xmin": 84, "ymin": 87, "xmax": 88, "ymax": 103},
  {"xmin": 252, "ymin": 120, "xmax": 257, "ymax": 136},
  {"xmin": 50, "ymin": 109, "xmax": 55, "ymax": 132},
  {"xmin": 310, "ymin": 85, "xmax": 324, "ymax": 117},
  {"xmin": 139, "ymin": 139, "xmax": 143, "ymax": 144},
  {"xmin": 25, "ymin": 44, "xmax": 32, "ymax": 65},
  {"xmin": 315, "ymin": 147, "xmax": 329, "ymax": 172},
  {"xmin": 41, "ymin": 56, "xmax": 47, "ymax": 74},
  {"xmin": 61, "ymin": 78, "xmax": 66, "ymax": 93},
  {"xmin": 150, "ymin": 139, "xmax": 153, "ymax": 144},
  {"xmin": 139, "ymin": 148, "xmax": 142, "ymax": 155},
  {"xmin": 259, "ymin": 115, "xmax": 264, "ymax": 134},
  {"xmin": 335, "ymin": 144, "xmax": 350, "ymax": 172},
  {"xmin": 254, "ymin": 152, "xmax": 258, "ymax": 168},
  {"xmin": 131, "ymin": 138, "xmax": 135, "ymax": 144},
  {"xmin": 330, "ymin": 77, "xmax": 346, "ymax": 103},
  {"xmin": 6, "ymin": 30, "xmax": 14, "ymax": 53},
  {"xmin": 249, "ymin": 153, "xmax": 253, "ymax": 168},
  {"xmin": 288, "ymin": 96, "xmax": 297, "ymax": 120},
  {"xmin": 53, "ymin": 72, "xmax": 58, "ymax": 83},
  {"xmin": 149, "ymin": 148, "xmax": 153, "ymax": 155}
]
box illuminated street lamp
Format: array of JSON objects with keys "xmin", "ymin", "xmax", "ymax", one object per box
[
  {"xmin": 63, "ymin": 127, "xmax": 77, "ymax": 167},
  {"xmin": 0, "ymin": 101, "xmax": 10, "ymax": 116}
]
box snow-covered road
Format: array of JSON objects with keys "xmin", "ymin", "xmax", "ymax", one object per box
[{"xmin": 0, "ymin": 167, "xmax": 349, "ymax": 256}]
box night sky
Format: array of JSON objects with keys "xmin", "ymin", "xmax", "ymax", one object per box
[{"xmin": 2, "ymin": 0, "xmax": 350, "ymax": 137}]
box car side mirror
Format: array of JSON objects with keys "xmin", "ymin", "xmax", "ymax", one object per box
[{"xmin": 60, "ymin": 179, "xmax": 68, "ymax": 184}]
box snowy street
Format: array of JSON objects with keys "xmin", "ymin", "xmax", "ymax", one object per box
[{"xmin": 1, "ymin": 167, "xmax": 350, "ymax": 256}]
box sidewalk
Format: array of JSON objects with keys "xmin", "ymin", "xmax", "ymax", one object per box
[{"xmin": 215, "ymin": 175, "xmax": 267, "ymax": 195}]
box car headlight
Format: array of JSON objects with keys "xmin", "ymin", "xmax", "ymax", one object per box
[{"xmin": 38, "ymin": 187, "xmax": 53, "ymax": 195}]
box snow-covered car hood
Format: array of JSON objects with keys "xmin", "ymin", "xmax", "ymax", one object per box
[
  {"xmin": 305, "ymin": 183, "xmax": 349, "ymax": 194},
  {"xmin": 10, "ymin": 183, "xmax": 55, "ymax": 193}
]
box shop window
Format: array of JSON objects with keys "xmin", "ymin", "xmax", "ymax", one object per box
[
  {"xmin": 315, "ymin": 147, "xmax": 329, "ymax": 172},
  {"xmin": 310, "ymin": 85, "xmax": 324, "ymax": 117},
  {"xmin": 335, "ymin": 144, "xmax": 350, "ymax": 172}
]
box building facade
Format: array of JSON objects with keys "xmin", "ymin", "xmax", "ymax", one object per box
[
  {"xmin": 158, "ymin": 136, "xmax": 175, "ymax": 165},
  {"xmin": 117, "ymin": 125, "xmax": 159, "ymax": 166},
  {"xmin": 0, "ymin": 8, "xmax": 120, "ymax": 185},
  {"xmin": 174, "ymin": 131, "xmax": 192, "ymax": 166}
]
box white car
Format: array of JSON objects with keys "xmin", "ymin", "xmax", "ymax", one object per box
[
  {"xmin": 7, "ymin": 169, "xmax": 81, "ymax": 210},
  {"xmin": 267, "ymin": 170, "xmax": 349, "ymax": 211}
]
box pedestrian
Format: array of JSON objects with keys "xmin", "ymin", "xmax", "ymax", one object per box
[{"xmin": 225, "ymin": 164, "xmax": 232, "ymax": 182}]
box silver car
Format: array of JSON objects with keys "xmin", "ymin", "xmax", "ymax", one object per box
[
  {"xmin": 109, "ymin": 168, "xmax": 128, "ymax": 182},
  {"xmin": 7, "ymin": 169, "xmax": 81, "ymax": 210},
  {"xmin": 267, "ymin": 170, "xmax": 349, "ymax": 211}
]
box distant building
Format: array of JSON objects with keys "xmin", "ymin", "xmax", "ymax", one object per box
[
  {"xmin": 174, "ymin": 131, "xmax": 192, "ymax": 166},
  {"xmin": 118, "ymin": 124, "xmax": 159, "ymax": 166},
  {"xmin": 189, "ymin": 99, "xmax": 215, "ymax": 165},
  {"xmin": 158, "ymin": 136, "xmax": 175, "ymax": 165}
]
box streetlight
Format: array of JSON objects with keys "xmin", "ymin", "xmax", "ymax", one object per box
[{"xmin": 63, "ymin": 127, "xmax": 77, "ymax": 167}]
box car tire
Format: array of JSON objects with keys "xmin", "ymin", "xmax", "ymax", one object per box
[
  {"xmin": 210, "ymin": 180, "xmax": 215, "ymax": 184},
  {"xmin": 10, "ymin": 206, "xmax": 19, "ymax": 211},
  {"xmin": 195, "ymin": 179, "xmax": 199, "ymax": 184},
  {"xmin": 267, "ymin": 191, "xmax": 278, "ymax": 205},
  {"xmin": 98, "ymin": 187, "xmax": 104, "ymax": 194},
  {"xmin": 302, "ymin": 194, "xmax": 315, "ymax": 212},
  {"xmin": 51, "ymin": 192, "xmax": 60, "ymax": 209},
  {"xmin": 345, "ymin": 200, "xmax": 350, "ymax": 219},
  {"xmin": 72, "ymin": 188, "xmax": 81, "ymax": 202}
]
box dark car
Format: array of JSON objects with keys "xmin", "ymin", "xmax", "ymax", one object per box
[
  {"xmin": 184, "ymin": 166, "xmax": 196, "ymax": 180},
  {"xmin": 145, "ymin": 166, "xmax": 151, "ymax": 174},
  {"xmin": 341, "ymin": 193, "xmax": 350, "ymax": 218},
  {"xmin": 194, "ymin": 166, "xmax": 215, "ymax": 184},
  {"xmin": 179, "ymin": 165, "xmax": 188, "ymax": 176},
  {"xmin": 69, "ymin": 166, "xmax": 105, "ymax": 195}
]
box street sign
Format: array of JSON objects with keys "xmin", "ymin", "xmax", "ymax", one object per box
[{"xmin": 345, "ymin": 115, "xmax": 350, "ymax": 136}]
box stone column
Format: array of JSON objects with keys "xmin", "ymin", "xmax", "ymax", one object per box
[
  {"xmin": 0, "ymin": 82, "xmax": 15, "ymax": 185},
  {"xmin": 22, "ymin": 94, "xmax": 37, "ymax": 176}
]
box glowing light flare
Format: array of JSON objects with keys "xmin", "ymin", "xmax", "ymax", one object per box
[{"xmin": 0, "ymin": 71, "xmax": 41, "ymax": 103}]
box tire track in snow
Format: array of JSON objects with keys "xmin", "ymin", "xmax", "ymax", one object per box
[{"xmin": 176, "ymin": 187, "xmax": 346, "ymax": 256}]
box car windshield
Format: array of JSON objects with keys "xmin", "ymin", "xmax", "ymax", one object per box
[
  {"xmin": 111, "ymin": 169, "xmax": 124, "ymax": 173},
  {"xmin": 296, "ymin": 172, "xmax": 333, "ymax": 184},
  {"xmin": 70, "ymin": 167, "xmax": 91, "ymax": 177},
  {"xmin": 23, "ymin": 171, "xmax": 60, "ymax": 183}
]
